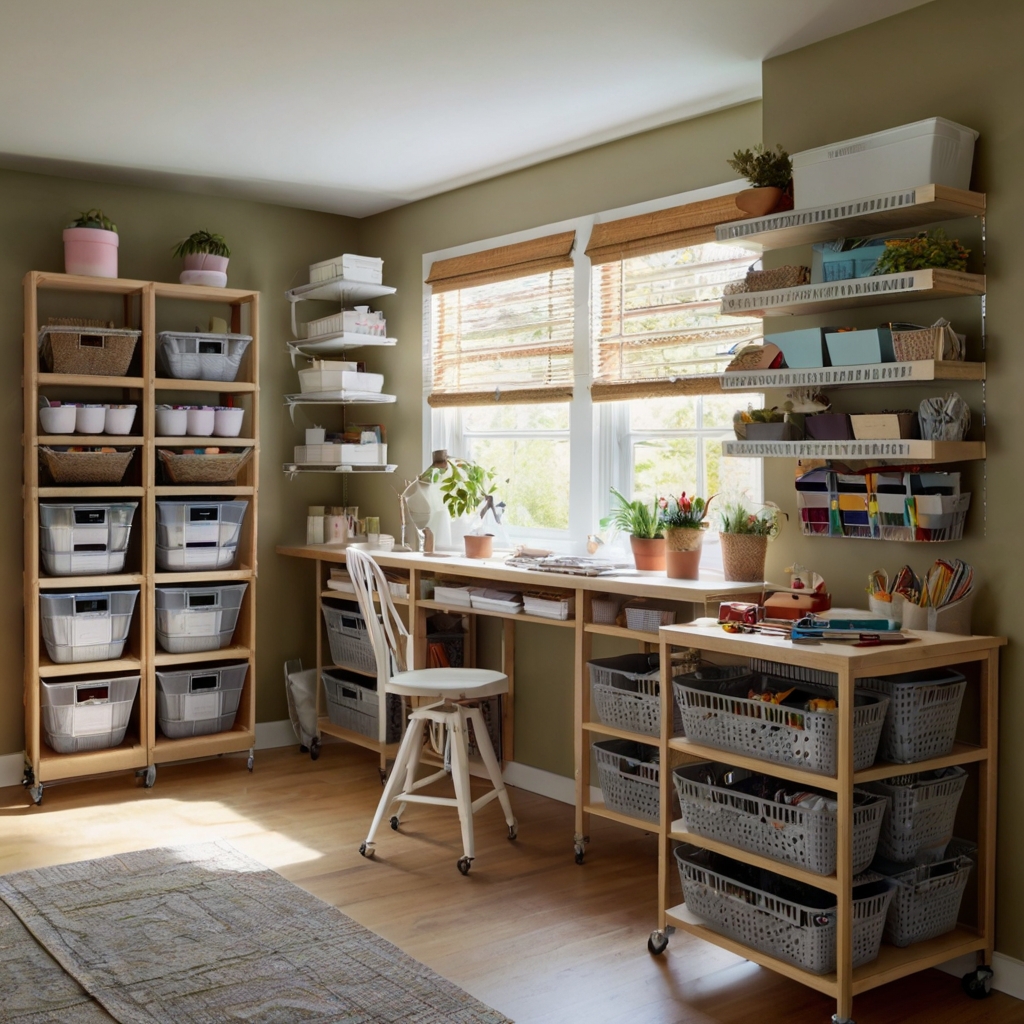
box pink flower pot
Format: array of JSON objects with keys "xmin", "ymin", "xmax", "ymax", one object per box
[
  {"xmin": 183, "ymin": 253, "xmax": 230, "ymax": 273},
  {"xmin": 63, "ymin": 227, "xmax": 118, "ymax": 278}
]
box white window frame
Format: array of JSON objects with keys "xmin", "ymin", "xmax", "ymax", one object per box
[{"xmin": 422, "ymin": 180, "xmax": 762, "ymax": 556}]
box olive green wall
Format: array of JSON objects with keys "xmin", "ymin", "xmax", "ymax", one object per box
[
  {"xmin": 761, "ymin": 0, "xmax": 1023, "ymax": 958},
  {"xmin": 352, "ymin": 101, "xmax": 763, "ymax": 777},
  {"xmin": 0, "ymin": 169, "xmax": 359, "ymax": 757}
]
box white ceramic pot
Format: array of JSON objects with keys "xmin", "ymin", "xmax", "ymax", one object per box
[
  {"xmin": 155, "ymin": 406, "xmax": 188, "ymax": 436},
  {"xmin": 75, "ymin": 404, "xmax": 106, "ymax": 434},
  {"xmin": 213, "ymin": 406, "xmax": 244, "ymax": 437},
  {"xmin": 186, "ymin": 406, "xmax": 216, "ymax": 436},
  {"xmin": 104, "ymin": 405, "xmax": 137, "ymax": 435},
  {"xmin": 39, "ymin": 404, "xmax": 77, "ymax": 434},
  {"xmin": 63, "ymin": 227, "xmax": 119, "ymax": 278},
  {"xmin": 183, "ymin": 253, "xmax": 229, "ymax": 273}
]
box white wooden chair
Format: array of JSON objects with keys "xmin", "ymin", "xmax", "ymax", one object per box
[{"xmin": 347, "ymin": 548, "xmax": 517, "ymax": 875}]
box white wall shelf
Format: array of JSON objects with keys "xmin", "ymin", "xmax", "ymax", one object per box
[
  {"xmin": 720, "ymin": 360, "xmax": 985, "ymax": 390},
  {"xmin": 286, "ymin": 277, "xmax": 396, "ymax": 304},
  {"xmin": 282, "ymin": 463, "xmax": 397, "ymax": 479},
  {"xmin": 723, "ymin": 438, "xmax": 985, "ymax": 462}
]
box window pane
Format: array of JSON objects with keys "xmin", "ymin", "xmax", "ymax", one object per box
[
  {"xmin": 704, "ymin": 436, "xmax": 761, "ymax": 523},
  {"xmin": 629, "ymin": 395, "xmax": 697, "ymax": 431},
  {"xmin": 463, "ymin": 403, "xmax": 570, "ymax": 432},
  {"xmin": 632, "ymin": 437, "xmax": 699, "ymax": 504},
  {"xmin": 468, "ymin": 437, "xmax": 570, "ymax": 530},
  {"xmin": 701, "ymin": 392, "xmax": 762, "ymax": 430}
]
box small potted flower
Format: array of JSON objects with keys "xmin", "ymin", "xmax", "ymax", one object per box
[
  {"xmin": 605, "ymin": 488, "xmax": 665, "ymax": 571},
  {"xmin": 436, "ymin": 457, "xmax": 502, "ymax": 558},
  {"xmin": 660, "ymin": 492, "xmax": 714, "ymax": 580},
  {"xmin": 64, "ymin": 209, "xmax": 118, "ymax": 278},
  {"xmin": 719, "ymin": 502, "xmax": 785, "ymax": 582},
  {"xmin": 173, "ymin": 230, "xmax": 232, "ymax": 287},
  {"xmin": 726, "ymin": 143, "xmax": 793, "ymax": 217}
]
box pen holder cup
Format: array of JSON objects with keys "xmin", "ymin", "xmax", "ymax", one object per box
[
  {"xmin": 894, "ymin": 591, "xmax": 975, "ymax": 635},
  {"xmin": 869, "ymin": 595, "xmax": 900, "ymax": 625},
  {"xmin": 895, "ymin": 596, "xmax": 928, "ymax": 631}
]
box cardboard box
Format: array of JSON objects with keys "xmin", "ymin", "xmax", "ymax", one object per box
[
  {"xmin": 850, "ymin": 413, "xmax": 919, "ymax": 440},
  {"xmin": 805, "ymin": 413, "xmax": 851, "ymax": 440}
]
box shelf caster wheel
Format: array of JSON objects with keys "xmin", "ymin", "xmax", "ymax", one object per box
[
  {"xmin": 962, "ymin": 965, "xmax": 994, "ymax": 1000},
  {"xmin": 389, "ymin": 816, "xmax": 400, "ymax": 831},
  {"xmin": 574, "ymin": 843, "xmax": 585, "ymax": 865},
  {"xmin": 359, "ymin": 842, "xmax": 375, "ymax": 859},
  {"xmin": 831, "ymin": 1016, "xmax": 855, "ymax": 1024},
  {"xmin": 457, "ymin": 856, "xmax": 472, "ymax": 876},
  {"xmin": 378, "ymin": 767, "xmax": 387, "ymax": 787},
  {"xmin": 29, "ymin": 784, "xmax": 43, "ymax": 806},
  {"xmin": 310, "ymin": 737, "xmax": 321, "ymax": 761},
  {"xmin": 137, "ymin": 765, "xmax": 156, "ymax": 789},
  {"xmin": 648, "ymin": 930, "xmax": 669, "ymax": 956},
  {"xmin": 507, "ymin": 820, "xmax": 518, "ymax": 841},
  {"xmin": 246, "ymin": 750, "xmax": 254, "ymax": 773}
]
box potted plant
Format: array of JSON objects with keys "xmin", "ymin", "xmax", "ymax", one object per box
[
  {"xmin": 719, "ymin": 502, "xmax": 784, "ymax": 582},
  {"xmin": 435, "ymin": 457, "xmax": 501, "ymax": 558},
  {"xmin": 726, "ymin": 143, "xmax": 793, "ymax": 217},
  {"xmin": 173, "ymin": 230, "xmax": 232, "ymax": 287},
  {"xmin": 734, "ymin": 405, "xmax": 804, "ymax": 441},
  {"xmin": 661, "ymin": 492, "xmax": 713, "ymax": 580},
  {"xmin": 605, "ymin": 488, "xmax": 665, "ymax": 571},
  {"xmin": 872, "ymin": 228, "xmax": 970, "ymax": 275},
  {"xmin": 64, "ymin": 209, "xmax": 118, "ymax": 278}
]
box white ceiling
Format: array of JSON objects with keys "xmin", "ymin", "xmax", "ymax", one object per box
[{"xmin": 0, "ymin": 0, "xmax": 931, "ymax": 218}]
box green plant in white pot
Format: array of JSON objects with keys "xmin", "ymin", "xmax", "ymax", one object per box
[{"xmin": 173, "ymin": 230, "xmax": 232, "ymax": 288}]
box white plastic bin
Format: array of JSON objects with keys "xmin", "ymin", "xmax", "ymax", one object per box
[
  {"xmin": 156, "ymin": 331, "xmax": 252, "ymax": 382},
  {"xmin": 155, "ymin": 500, "xmax": 247, "ymax": 571},
  {"xmin": 155, "ymin": 583, "xmax": 248, "ymax": 653},
  {"xmin": 298, "ymin": 363, "xmax": 384, "ymax": 394},
  {"xmin": 309, "ymin": 254, "xmax": 383, "ymax": 284},
  {"xmin": 293, "ymin": 442, "xmax": 388, "ymax": 466},
  {"xmin": 155, "ymin": 661, "xmax": 248, "ymax": 738},
  {"xmin": 322, "ymin": 666, "xmax": 401, "ymax": 742},
  {"xmin": 39, "ymin": 502, "xmax": 138, "ymax": 576},
  {"xmin": 39, "ymin": 589, "xmax": 138, "ymax": 663},
  {"xmin": 792, "ymin": 117, "xmax": 978, "ymax": 209},
  {"xmin": 321, "ymin": 601, "xmax": 378, "ymax": 675},
  {"xmin": 40, "ymin": 674, "xmax": 139, "ymax": 753}
]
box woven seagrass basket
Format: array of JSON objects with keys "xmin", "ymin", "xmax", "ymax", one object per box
[
  {"xmin": 40, "ymin": 447, "xmax": 135, "ymax": 484},
  {"xmin": 158, "ymin": 448, "xmax": 253, "ymax": 484},
  {"xmin": 720, "ymin": 532, "xmax": 768, "ymax": 582}
]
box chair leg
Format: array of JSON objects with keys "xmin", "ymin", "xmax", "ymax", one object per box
[
  {"xmin": 361, "ymin": 713, "xmax": 422, "ymax": 856},
  {"xmin": 467, "ymin": 705, "xmax": 517, "ymax": 835},
  {"xmin": 393, "ymin": 719, "xmax": 426, "ymax": 827},
  {"xmin": 448, "ymin": 710, "xmax": 476, "ymax": 870}
]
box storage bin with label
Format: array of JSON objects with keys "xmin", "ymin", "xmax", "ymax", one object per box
[
  {"xmin": 589, "ymin": 653, "xmax": 681, "ymax": 738},
  {"xmin": 155, "ymin": 583, "xmax": 248, "ymax": 654},
  {"xmin": 40, "ymin": 502, "xmax": 138, "ymax": 576},
  {"xmin": 673, "ymin": 761, "xmax": 887, "ymax": 875},
  {"xmin": 675, "ymin": 845, "xmax": 894, "ymax": 974},
  {"xmin": 39, "ymin": 322, "xmax": 140, "ymax": 377},
  {"xmin": 322, "ymin": 666, "xmax": 401, "ymax": 741},
  {"xmin": 321, "ymin": 601, "xmax": 378, "ymax": 675},
  {"xmin": 40, "ymin": 589, "xmax": 139, "ymax": 663},
  {"xmin": 673, "ymin": 666, "xmax": 888, "ymax": 775},
  {"xmin": 156, "ymin": 331, "xmax": 252, "ymax": 382},
  {"xmin": 593, "ymin": 738, "xmax": 660, "ymax": 823},
  {"xmin": 155, "ymin": 500, "xmax": 248, "ymax": 571},
  {"xmin": 41, "ymin": 674, "xmax": 140, "ymax": 753},
  {"xmin": 155, "ymin": 661, "xmax": 248, "ymax": 738}
]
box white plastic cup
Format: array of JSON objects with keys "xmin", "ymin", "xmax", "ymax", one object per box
[
  {"xmin": 104, "ymin": 405, "xmax": 137, "ymax": 435},
  {"xmin": 75, "ymin": 404, "xmax": 106, "ymax": 434},
  {"xmin": 213, "ymin": 406, "xmax": 244, "ymax": 437},
  {"xmin": 39, "ymin": 404, "xmax": 77, "ymax": 434},
  {"xmin": 186, "ymin": 406, "xmax": 215, "ymax": 436},
  {"xmin": 306, "ymin": 427, "xmax": 326, "ymax": 445},
  {"xmin": 155, "ymin": 405, "xmax": 188, "ymax": 436}
]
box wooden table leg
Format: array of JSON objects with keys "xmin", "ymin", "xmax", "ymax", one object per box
[
  {"xmin": 573, "ymin": 589, "xmax": 591, "ymax": 863},
  {"xmin": 501, "ymin": 618, "xmax": 515, "ymax": 766}
]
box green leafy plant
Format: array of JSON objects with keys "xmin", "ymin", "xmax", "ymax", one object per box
[
  {"xmin": 661, "ymin": 492, "xmax": 714, "ymax": 530},
  {"xmin": 726, "ymin": 144, "xmax": 793, "ymax": 189},
  {"xmin": 67, "ymin": 209, "xmax": 116, "ymax": 232},
  {"xmin": 172, "ymin": 230, "xmax": 231, "ymax": 259},
  {"xmin": 719, "ymin": 501, "xmax": 785, "ymax": 538},
  {"xmin": 603, "ymin": 487, "xmax": 663, "ymax": 539},
  {"xmin": 742, "ymin": 406, "xmax": 785, "ymax": 424},
  {"xmin": 433, "ymin": 457, "xmax": 498, "ymax": 519},
  {"xmin": 873, "ymin": 228, "xmax": 969, "ymax": 275}
]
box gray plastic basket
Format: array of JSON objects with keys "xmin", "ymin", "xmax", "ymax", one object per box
[
  {"xmin": 864, "ymin": 767, "xmax": 967, "ymax": 863},
  {"xmin": 155, "ymin": 583, "xmax": 247, "ymax": 653},
  {"xmin": 593, "ymin": 739, "xmax": 660, "ymax": 823},
  {"xmin": 322, "ymin": 667, "xmax": 401, "ymax": 742},
  {"xmin": 40, "ymin": 675, "xmax": 139, "ymax": 754},
  {"xmin": 676, "ymin": 845, "xmax": 894, "ymax": 974},
  {"xmin": 156, "ymin": 331, "xmax": 251, "ymax": 382},
  {"xmin": 39, "ymin": 589, "xmax": 138, "ymax": 663},
  {"xmin": 858, "ymin": 669, "xmax": 967, "ymax": 764},
  {"xmin": 155, "ymin": 500, "xmax": 247, "ymax": 571},
  {"xmin": 39, "ymin": 502, "xmax": 137, "ymax": 576},
  {"xmin": 673, "ymin": 762, "xmax": 887, "ymax": 875},
  {"xmin": 321, "ymin": 601, "xmax": 378, "ymax": 676},
  {"xmin": 588, "ymin": 653, "xmax": 681, "ymax": 738},
  {"xmin": 155, "ymin": 661, "xmax": 247, "ymax": 738},
  {"xmin": 673, "ymin": 668, "xmax": 888, "ymax": 776}
]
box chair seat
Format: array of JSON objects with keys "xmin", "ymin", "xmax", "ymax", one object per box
[{"xmin": 386, "ymin": 667, "xmax": 508, "ymax": 699}]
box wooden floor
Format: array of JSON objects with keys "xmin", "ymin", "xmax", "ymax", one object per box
[{"xmin": 1, "ymin": 743, "xmax": 1021, "ymax": 1024}]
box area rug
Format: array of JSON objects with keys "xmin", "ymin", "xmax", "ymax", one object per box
[{"xmin": 0, "ymin": 841, "xmax": 512, "ymax": 1024}]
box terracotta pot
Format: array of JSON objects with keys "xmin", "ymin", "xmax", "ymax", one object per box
[
  {"xmin": 735, "ymin": 186, "xmax": 784, "ymax": 218},
  {"xmin": 664, "ymin": 527, "xmax": 703, "ymax": 580},
  {"xmin": 183, "ymin": 253, "xmax": 230, "ymax": 273},
  {"xmin": 464, "ymin": 534, "xmax": 493, "ymax": 559},
  {"xmin": 63, "ymin": 227, "xmax": 118, "ymax": 278},
  {"xmin": 720, "ymin": 532, "xmax": 768, "ymax": 582},
  {"xmin": 630, "ymin": 535, "xmax": 666, "ymax": 572}
]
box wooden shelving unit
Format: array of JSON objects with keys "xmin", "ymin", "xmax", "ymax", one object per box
[
  {"xmin": 653, "ymin": 622, "xmax": 1004, "ymax": 1024},
  {"xmin": 22, "ymin": 270, "xmax": 259, "ymax": 803}
]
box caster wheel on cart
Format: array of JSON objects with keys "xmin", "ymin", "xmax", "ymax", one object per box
[
  {"xmin": 648, "ymin": 931, "xmax": 669, "ymax": 956},
  {"xmin": 507, "ymin": 820, "xmax": 518, "ymax": 841},
  {"xmin": 29, "ymin": 784, "xmax": 43, "ymax": 806},
  {"xmin": 310, "ymin": 737, "xmax": 321, "ymax": 761},
  {"xmin": 962, "ymin": 966, "xmax": 995, "ymax": 999},
  {"xmin": 247, "ymin": 755, "xmax": 254, "ymax": 773},
  {"xmin": 574, "ymin": 843, "xmax": 585, "ymax": 865},
  {"xmin": 457, "ymin": 856, "xmax": 472, "ymax": 876},
  {"xmin": 359, "ymin": 842, "xmax": 374, "ymax": 859},
  {"xmin": 378, "ymin": 767, "xmax": 388, "ymax": 787},
  {"xmin": 389, "ymin": 816, "xmax": 400, "ymax": 831},
  {"xmin": 137, "ymin": 765, "xmax": 157, "ymax": 789},
  {"xmin": 831, "ymin": 1016, "xmax": 855, "ymax": 1024}
]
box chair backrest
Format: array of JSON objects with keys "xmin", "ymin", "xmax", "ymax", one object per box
[{"xmin": 345, "ymin": 549, "xmax": 410, "ymax": 683}]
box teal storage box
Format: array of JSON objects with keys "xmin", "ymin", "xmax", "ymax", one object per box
[
  {"xmin": 768, "ymin": 328, "xmax": 832, "ymax": 368},
  {"xmin": 825, "ymin": 327, "xmax": 895, "ymax": 365},
  {"xmin": 816, "ymin": 243, "xmax": 888, "ymax": 282}
]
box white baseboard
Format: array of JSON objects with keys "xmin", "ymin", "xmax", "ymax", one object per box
[
  {"xmin": 939, "ymin": 950, "xmax": 1024, "ymax": 1001},
  {"xmin": 500, "ymin": 760, "xmax": 602, "ymax": 806},
  {"xmin": 0, "ymin": 752, "xmax": 24, "ymax": 790}
]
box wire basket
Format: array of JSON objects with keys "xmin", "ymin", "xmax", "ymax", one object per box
[
  {"xmin": 591, "ymin": 596, "xmax": 622, "ymax": 624},
  {"xmin": 156, "ymin": 331, "xmax": 251, "ymax": 382},
  {"xmin": 858, "ymin": 669, "xmax": 967, "ymax": 764},
  {"xmin": 40, "ymin": 447, "xmax": 135, "ymax": 484},
  {"xmin": 864, "ymin": 767, "xmax": 967, "ymax": 863},
  {"xmin": 624, "ymin": 605, "xmax": 676, "ymax": 633},
  {"xmin": 673, "ymin": 762, "xmax": 887, "ymax": 875},
  {"xmin": 593, "ymin": 739, "xmax": 660, "ymax": 823},
  {"xmin": 322, "ymin": 667, "xmax": 401, "ymax": 742},
  {"xmin": 39, "ymin": 319, "xmax": 140, "ymax": 377},
  {"xmin": 158, "ymin": 448, "xmax": 253, "ymax": 484},
  {"xmin": 589, "ymin": 653, "xmax": 681, "ymax": 737},
  {"xmin": 676, "ymin": 846, "xmax": 893, "ymax": 973},
  {"xmin": 321, "ymin": 602, "xmax": 378, "ymax": 676}
]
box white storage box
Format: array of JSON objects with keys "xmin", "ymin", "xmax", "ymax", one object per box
[
  {"xmin": 155, "ymin": 583, "xmax": 248, "ymax": 654},
  {"xmin": 155, "ymin": 500, "xmax": 247, "ymax": 572},
  {"xmin": 41, "ymin": 674, "xmax": 140, "ymax": 754},
  {"xmin": 792, "ymin": 117, "xmax": 978, "ymax": 209},
  {"xmin": 298, "ymin": 363, "xmax": 384, "ymax": 395},
  {"xmin": 293, "ymin": 442, "xmax": 388, "ymax": 466},
  {"xmin": 309, "ymin": 254, "xmax": 384, "ymax": 285},
  {"xmin": 156, "ymin": 331, "xmax": 252, "ymax": 382},
  {"xmin": 39, "ymin": 589, "xmax": 139, "ymax": 664},
  {"xmin": 155, "ymin": 661, "xmax": 248, "ymax": 738},
  {"xmin": 304, "ymin": 309, "xmax": 386, "ymax": 339},
  {"xmin": 522, "ymin": 593, "xmax": 575, "ymax": 620},
  {"xmin": 469, "ymin": 588, "xmax": 523, "ymax": 613},
  {"xmin": 434, "ymin": 585, "xmax": 474, "ymax": 607},
  {"xmin": 39, "ymin": 502, "xmax": 138, "ymax": 577}
]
